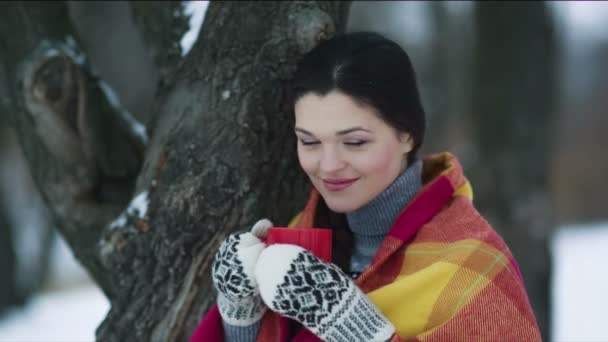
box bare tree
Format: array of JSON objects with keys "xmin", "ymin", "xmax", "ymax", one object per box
[
  {"xmin": 0, "ymin": 1, "xmax": 351, "ymax": 341},
  {"xmin": 470, "ymin": 2, "xmax": 557, "ymax": 340}
]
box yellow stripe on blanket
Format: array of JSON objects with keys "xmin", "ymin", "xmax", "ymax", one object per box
[
  {"xmin": 367, "ymin": 261, "xmax": 460, "ymax": 339},
  {"xmin": 454, "ymin": 180, "xmax": 473, "ymax": 200},
  {"xmin": 287, "ymin": 212, "xmax": 302, "ymax": 227}
]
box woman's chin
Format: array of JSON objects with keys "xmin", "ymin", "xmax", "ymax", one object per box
[
  {"xmin": 312, "ymin": 183, "xmax": 365, "ymax": 213},
  {"xmin": 324, "ymin": 198, "xmax": 362, "ymax": 214}
]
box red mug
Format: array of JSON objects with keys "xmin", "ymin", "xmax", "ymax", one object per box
[{"xmin": 265, "ymin": 227, "xmax": 332, "ymax": 262}]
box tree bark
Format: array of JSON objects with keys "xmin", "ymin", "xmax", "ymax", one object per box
[
  {"xmin": 470, "ymin": 2, "xmax": 557, "ymax": 340},
  {"xmin": 0, "ymin": 193, "xmax": 19, "ymax": 312},
  {"xmin": 0, "ymin": 68, "xmax": 19, "ymax": 312},
  {"xmin": 0, "ymin": 1, "xmax": 351, "ymax": 341}
]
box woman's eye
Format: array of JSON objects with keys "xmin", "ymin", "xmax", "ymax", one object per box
[
  {"xmin": 344, "ymin": 141, "xmax": 367, "ymax": 146},
  {"xmin": 300, "ymin": 140, "xmax": 320, "ymax": 146}
]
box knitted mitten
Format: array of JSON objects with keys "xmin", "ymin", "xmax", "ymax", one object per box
[
  {"xmin": 212, "ymin": 219, "xmax": 273, "ymax": 326},
  {"xmin": 255, "ymin": 244, "xmax": 395, "ymax": 342}
]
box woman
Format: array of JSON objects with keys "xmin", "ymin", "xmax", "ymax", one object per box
[{"xmin": 191, "ymin": 31, "xmax": 541, "ymax": 342}]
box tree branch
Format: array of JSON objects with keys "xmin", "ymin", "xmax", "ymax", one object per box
[
  {"xmin": 0, "ymin": 2, "xmax": 145, "ymax": 298},
  {"xmin": 128, "ymin": 1, "xmax": 190, "ymax": 88}
]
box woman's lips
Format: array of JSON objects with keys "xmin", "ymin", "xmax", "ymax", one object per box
[{"xmin": 322, "ymin": 178, "xmax": 359, "ymax": 192}]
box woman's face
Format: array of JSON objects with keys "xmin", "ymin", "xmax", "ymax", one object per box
[{"xmin": 294, "ymin": 90, "xmax": 413, "ymax": 213}]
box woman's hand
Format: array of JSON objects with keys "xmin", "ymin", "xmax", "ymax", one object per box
[
  {"xmin": 255, "ymin": 244, "xmax": 395, "ymax": 342},
  {"xmin": 211, "ymin": 219, "xmax": 273, "ymax": 326}
]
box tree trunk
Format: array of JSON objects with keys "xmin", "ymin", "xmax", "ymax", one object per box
[
  {"xmin": 470, "ymin": 2, "xmax": 557, "ymax": 340},
  {"xmin": 0, "ymin": 127, "xmax": 56, "ymax": 313},
  {"xmin": 0, "ymin": 76, "xmax": 19, "ymax": 312},
  {"xmin": 0, "ymin": 66, "xmax": 55, "ymax": 315},
  {"xmin": 0, "ymin": 191, "xmax": 19, "ymax": 312},
  {"xmin": 0, "ymin": 1, "xmax": 351, "ymax": 341},
  {"xmin": 424, "ymin": 1, "xmax": 450, "ymax": 152}
]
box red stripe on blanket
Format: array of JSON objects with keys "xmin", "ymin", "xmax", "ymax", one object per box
[{"xmin": 389, "ymin": 176, "xmax": 454, "ymax": 243}]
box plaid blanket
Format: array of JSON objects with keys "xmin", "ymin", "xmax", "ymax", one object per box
[{"xmin": 190, "ymin": 152, "xmax": 541, "ymax": 341}]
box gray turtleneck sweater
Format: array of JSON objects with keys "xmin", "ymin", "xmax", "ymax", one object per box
[
  {"xmin": 222, "ymin": 160, "xmax": 423, "ymax": 341},
  {"xmin": 347, "ymin": 159, "xmax": 422, "ymax": 274}
]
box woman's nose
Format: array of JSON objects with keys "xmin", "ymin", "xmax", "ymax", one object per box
[{"xmin": 319, "ymin": 148, "xmax": 345, "ymax": 173}]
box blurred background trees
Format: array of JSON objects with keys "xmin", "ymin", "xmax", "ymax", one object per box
[
  {"xmin": 469, "ymin": 3, "xmax": 556, "ymax": 339},
  {"xmin": 1, "ymin": 1, "xmax": 607, "ymax": 341}
]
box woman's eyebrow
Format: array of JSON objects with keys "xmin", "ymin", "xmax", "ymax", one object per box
[
  {"xmin": 294, "ymin": 127, "xmax": 313, "ymax": 136},
  {"xmin": 336, "ymin": 127, "xmax": 371, "ymax": 135},
  {"xmin": 294, "ymin": 126, "xmax": 371, "ymax": 136}
]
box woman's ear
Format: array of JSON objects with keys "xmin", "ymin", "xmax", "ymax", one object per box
[{"xmin": 399, "ymin": 132, "xmax": 414, "ymax": 154}]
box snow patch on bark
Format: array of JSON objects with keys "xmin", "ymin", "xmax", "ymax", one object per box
[
  {"xmin": 109, "ymin": 191, "xmax": 149, "ymax": 229},
  {"xmin": 180, "ymin": 1, "xmax": 209, "ymax": 56}
]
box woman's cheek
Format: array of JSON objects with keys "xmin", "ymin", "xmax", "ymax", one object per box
[
  {"xmin": 358, "ymin": 146, "xmax": 398, "ymax": 174},
  {"xmin": 297, "ymin": 149, "xmax": 316, "ymax": 176}
]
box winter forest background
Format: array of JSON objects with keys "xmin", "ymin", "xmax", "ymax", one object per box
[{"xmin": 0, "ymin": 1, "xmax": 607, "ymax": 341}]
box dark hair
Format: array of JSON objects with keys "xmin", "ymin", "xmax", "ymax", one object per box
[
  {"xmin": 289, "ymin": 31, "xmax": 426, "ymax": 166},
  {"xmin": 288, "ymin": 31, "xmax": 426, "ymax": 272}
]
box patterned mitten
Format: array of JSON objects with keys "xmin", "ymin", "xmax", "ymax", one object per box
[
  {"xmin": 255, "ymin": 244, "xmax": 395, "ymax": 342},
  {"xmin": 212, "ymin": 219, "xmax": 273, "ymax": 326}
]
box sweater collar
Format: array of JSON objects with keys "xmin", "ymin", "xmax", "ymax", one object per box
[{"xmin": 346, "ymin": 159, "xmax": 423, "ymax": 238}]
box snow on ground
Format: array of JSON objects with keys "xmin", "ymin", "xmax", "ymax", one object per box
[
  {"xmin": 0, "ymin": 235, "xmax": 109, "ymax": 342},
  {"xmin": 551, "ymin": 222, "xmax": 608, "ymax": 342},
  {"xmin": 0, "ymin": 286, "xmax": 109, "ymax": 342}
]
